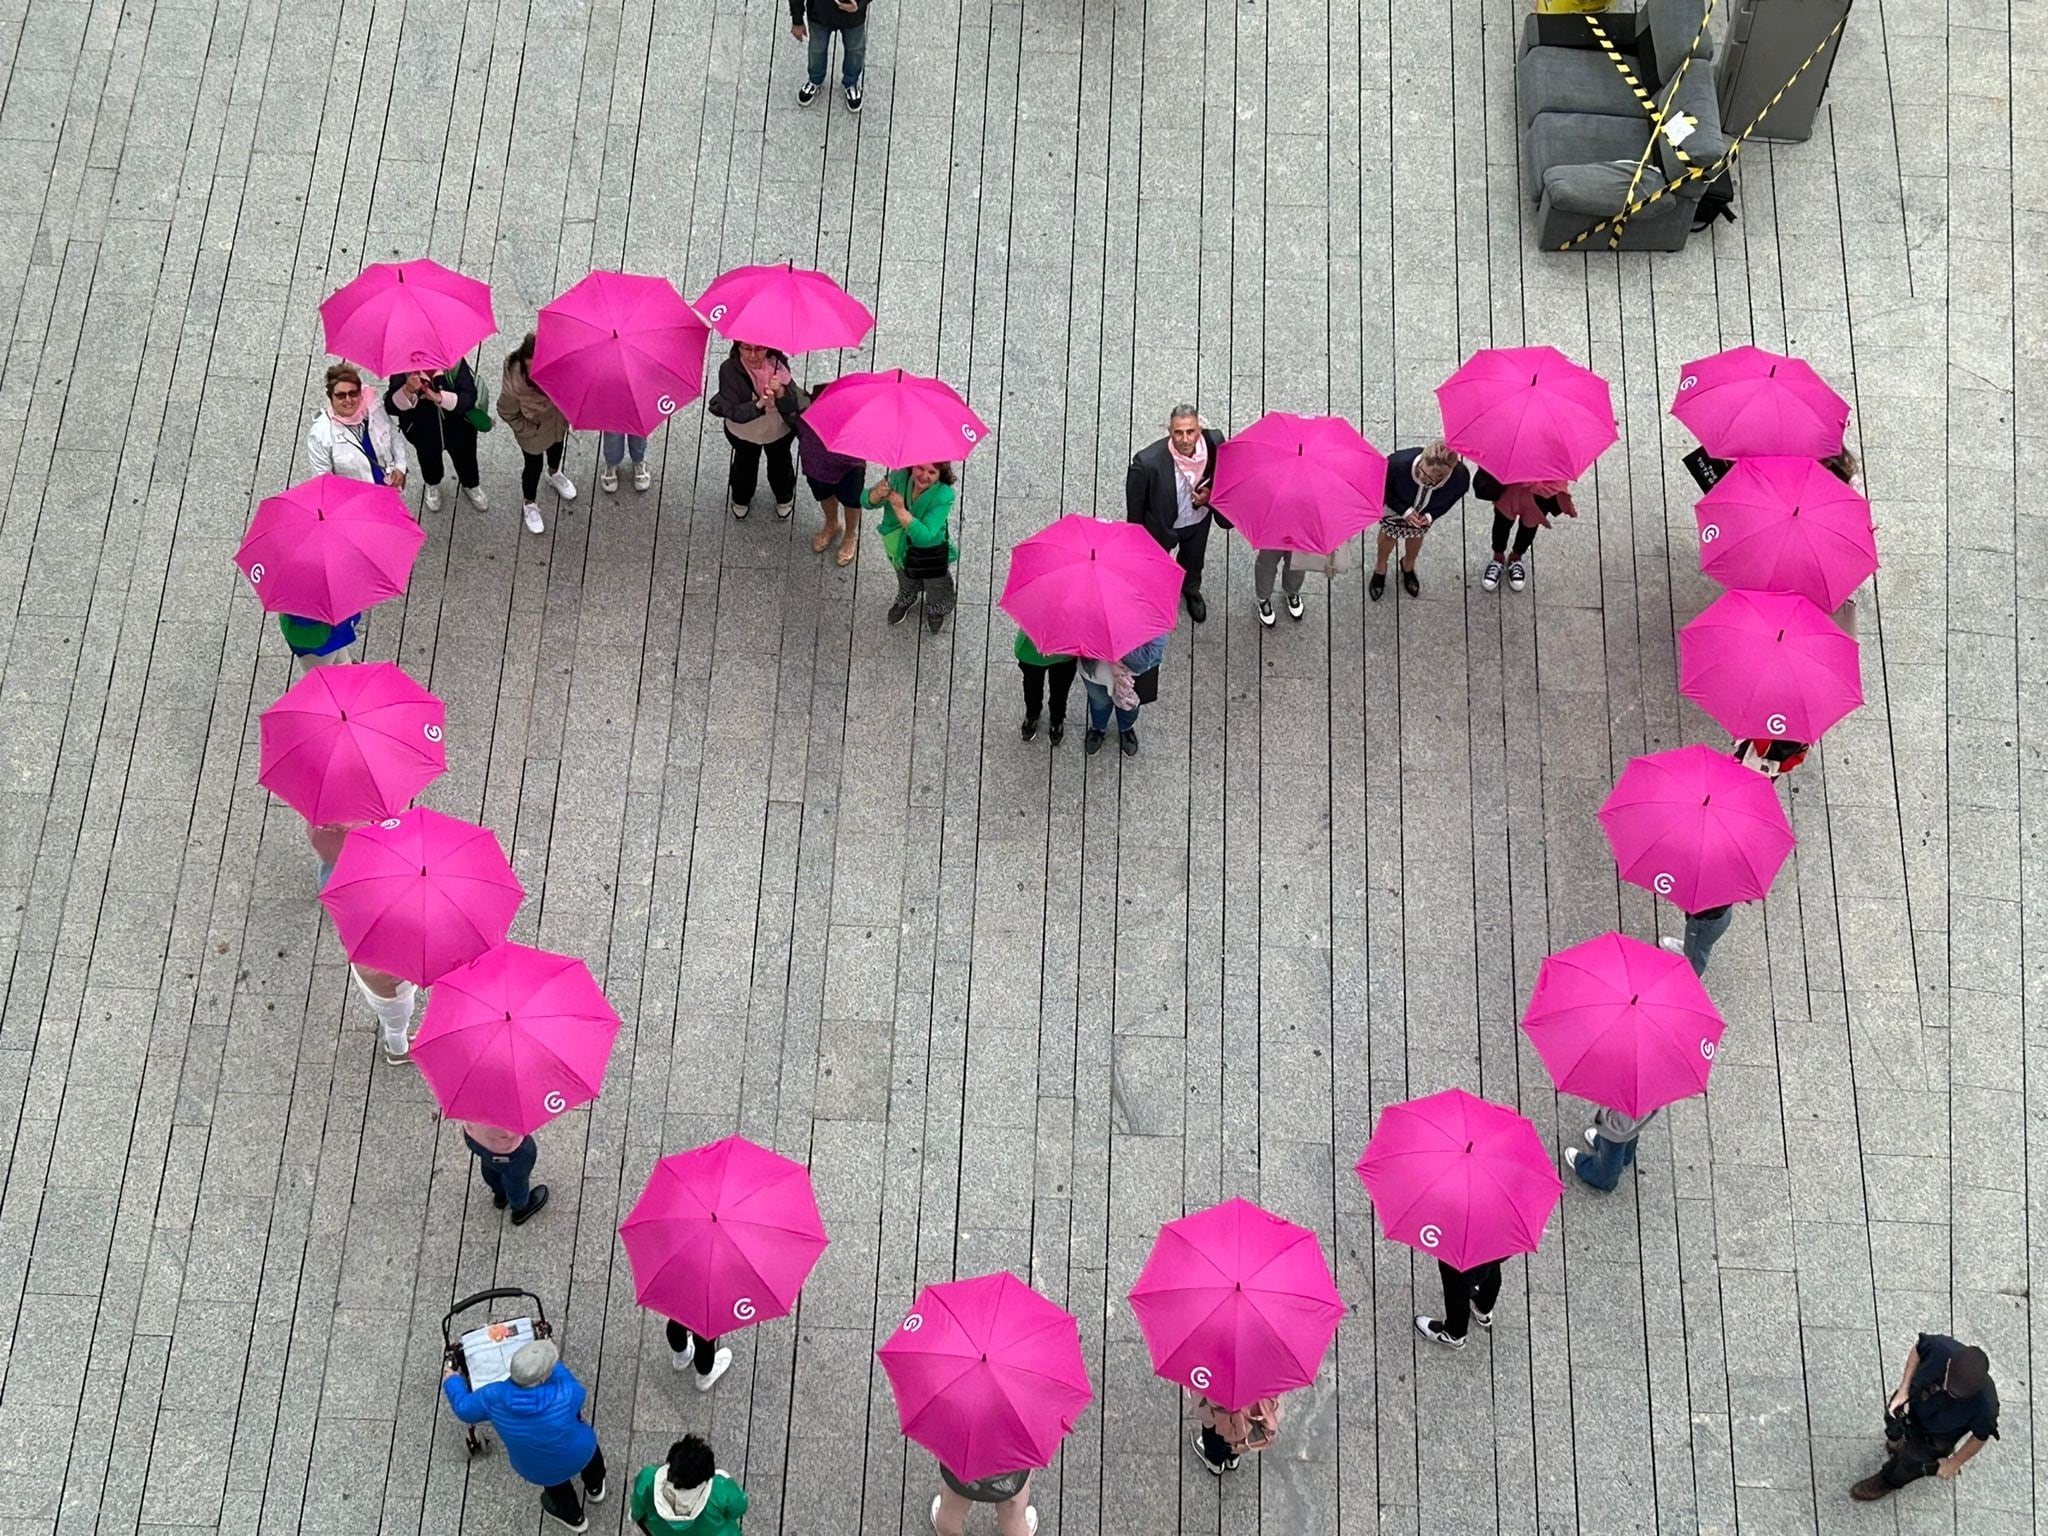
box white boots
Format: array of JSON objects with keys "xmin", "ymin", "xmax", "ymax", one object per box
[{"xmin": 353, "ymin": 969, "xmax": 417, "ymax": 1063}]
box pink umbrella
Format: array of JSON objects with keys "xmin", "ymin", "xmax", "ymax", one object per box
[
  {"xmin": 1598, "ymin": 744, "xmax": 1795, "ymax": 910},
  {"xmin": 1679, "ymin": 588, "xmax": 1863, "ymax": 741},
  {"xmin": 1127, "ymin": 1197, "xmax": 1344, "ymax": 1412},
  {"xmin": 619, "ymin": 1137, "xmax": 829, "ymax": 1339},
  {"xmin": 1519, "ymin": 932, "xmax": 1727, "ymax": 1119},
  {"xmin": 1670, "ymin": 345, "xmax": 1850, "ymax": 459},
  {"xmin": 1695, "ymin": 457, "xmax": 1878, "ymax": 610},
  {"xmin": 1355, "ymin": 1088, "xmax": 1564, "ymax": 1271},
  {"xmin": 412, "ymin": 944, "xmax": 620, "ymax": 1135},
  {"xmin": 878, "ymin": 1273, "xmax": 1093, "ymax": 1480},
  {"xmin": 1208, "ymin": 413, "xmax": 1389, "ymax": 555},
  {"xmin": 802, "ymin": 370, "xmax": 990, "ymax": 468},
  {"xmin": 1436, "ymin": 345, "xmax": 1618, "ymax": 483},
  {"xmin": 258, "ymin": 662, "xmax": 446, "ymax": 825},
  {"xmin": 529, "ymin": 270, "xmax": 712, "ymax": 435},
  {"xmin": 235, "ymin": 475, "xmax": 425, "ymax": 624},
  {"xmin": 998, "ymin": 515, "xmax": 1184, "ymax": 660},
  {"xmin": 692, "ymin": 262, "xmax": 874, "ymax": 354},
  {"xmin": 318, "ymin": 808, "xmax": 524, "ymax": 984},
  {"xmin": 320, "ymin": 259, "xmax": 496, "ymax": 374}
]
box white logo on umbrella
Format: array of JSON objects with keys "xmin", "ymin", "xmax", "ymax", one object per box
[
  {"xmin": 379, "ymin": 817, "xmax": 403, "ymax": 830},
  {"xmin": 1653, "ymin": 872, "xmax": 1675, "ymax": 896},
  {"xmin": 1765, "ymin": 713, "xmax": 1787, "ymax": 736},
  {"xmin": 656, "ymin": 393, "xmax": 678, "ymax": 417},
  {"xmin": 248, "ymin": 562, "xmax": 265, "ymax": 583},
  {"xmin": 733, "ymin": 1297, "xmax": 756, "ymax": 1322},
  {"xmin": 423, "ymin": 723, "xmax": 444, "ymax": 743},
  {"xmin": 1701, "ymin": 1039, "xmax": 1718, "ymax": 1060},
  {"xmin": 960, "ymin": 423, "xmax": 978, "ymax": 443},
  {"xmin": 1419, "ymin": 1223, "xmax": 1443, "ymax": 1249},
  {"xmin": 1700, "ymin": 523, "xmax": 1720, "ymax": 543},
  {"xmin": 706, "ymin": 303, "xmax": 728, "ymax": 323},
  {"xmin": 1678, "ymin": 374, "xmax": 1699, "ymax": 391},
  {"xmin": 542, "ymin": 1090, "xmax": 567, "ymax": 1114},
  {"xmin": 901, "ymin": 1312, "xmax": 923, "ymax": 1333},
  {"xmin": 1189, "ymin": 1365, "xmax": 1212, "ymax": 1390}
]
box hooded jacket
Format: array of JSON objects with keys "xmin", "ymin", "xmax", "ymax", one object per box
[{"xmin": 442, "ymin": 1361, "xmax": 598, "ymax": 1488}]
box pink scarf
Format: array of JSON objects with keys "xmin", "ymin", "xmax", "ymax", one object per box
[
  {"xmin": 327, "ymin": 395, "xmax": 370, "ymax": 428},
  {"xmin": 744, "ymin": 352, "xmax": 791, "ymax": 398},
  {"xmin": 1497, "ymin": 480, "xmax": 1575, "ymax": 529},
  {"xmin": 1168, "ymin": 432, "xmax": 1208, "ymax": 491}
]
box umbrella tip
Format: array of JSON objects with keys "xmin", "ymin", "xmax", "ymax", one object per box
[
  {"xmin": 1465, "ymin": 1141, "xmax": 1473, "ymax": 1153},
  {"xmin": 1701, "ymin": 794, "xmax": 1711, "ymax": 807},
  {"xmin": 1629, "ymin": 993, "xmax": 1638, "ymax": 1005},
  {"xmin": 1776, "ymin": 629, "xmax": 1785, "ymax": 642},
  {"xmin": 421, "ymin": 866, "xmax": 429, "ymax": 876}
]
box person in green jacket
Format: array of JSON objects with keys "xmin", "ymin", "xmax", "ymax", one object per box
[
  {"xmin": 1014, "ymin": 629, "xmax": 1076, "ymax": 744},
  {"xmin": 867, "ymin": 462, "xmax": 957, "ymax": 633},
  {"xmin": 630, "ymin": 1434, "xmax": 747, "ymax": 1535}
]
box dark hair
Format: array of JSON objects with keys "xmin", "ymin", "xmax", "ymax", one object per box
[
  {"xmin": 732, "ymin": 339, "xmax": 790, "ymax": 367},
  {"xmin": 912, "ymin": 463, "xmax": 957, "ymax": 486},
  {"xmin": 1948, "ymin": 1345, "xmax": 1991, "ymax": 1396},
  {"xmin": 324, "ymin": 362, "xmax": 363, "ymax": 395},
  {"xmin": 667, "ymin": 1434, "xmax": 715, "ymax": 1490},
  {"xmin": 508, "ymin": 331, "xmax": 537, "ymax": 371},
  {"xmin": 1822, "ymin": 448, "xmax": 1859, "ymax": 485}
]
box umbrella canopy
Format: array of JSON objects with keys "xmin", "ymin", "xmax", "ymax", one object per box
[
  {"xmin": 529, "ymin": 270, "xmax": 712, "ymax": 435},
  {"xmin": 1355, "ymin": 1088, "xmax": 1564, "ymax": 1271},
  {"xmin": 258, "ymin": 662, "xmax": 446, "ymax": 825},
  {"xmin": 320, "ymin": 259, "xmax": 496, "ymax": 374},
  {"xmin": 1519, "ymin": 932, "xmax": 1727, "ymax": 1119},
  {"xmin": 1207, "ymin": 413, "xmax": 1388, "ymax": 555},
  {"xmin": 1669, "ymin": 345, "xmax": 1850, "ymax": 459},
  {"xmin": 235, "ymin": 475, "xmax": 425, "ymax": 624},
  {"xmin": 1436, "ymin": 345, "xmax": 1618, "ymax": 483},
  {"xmin": 998, "ymin": 515, "xmax": 1185, "ymax": 661},
  {"xmin": 318, "ymin": 808, "xmax": 524, "ymax": 984},
  {"xmin": 1127, "ymin": 1197, "xmax": 1345, "ymax": 1412},
  {"xmin": 1679, "ymin": 588, "xmax": 1863, "ymax": 742},
  {"xmin": 692, "ymin": 262, "xmax": 874, "ymax": 353},
  {"xmin": 1695, "ymin": 456, "xmax": 1878, "ymax": 610},
  {"xmin": 1597, "ymin": 744, "xmax": 1795, "ymax": 911},
  {"xmin": 619, "ymin": 1137, "xmax": 829, "ymax": 1340},
  {"xmin": 878, "ymin": 1272, "xmax": 1093, "ymax": 1481},
  {"xmin": 802, "ymin": 369, "xmax": 990, "ymax": 468},
  {"xmin": 413, "ymin": 944, "xmax": 620, "ymax": 1136}
]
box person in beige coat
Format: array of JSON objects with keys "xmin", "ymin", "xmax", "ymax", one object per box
[{"xmin": 497, "ymin": 331, "xmax": 575, "ymax": 534}]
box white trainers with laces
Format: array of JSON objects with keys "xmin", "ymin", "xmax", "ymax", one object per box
[
  {"xmin": 633, "ymin": 461, "xmax": 651, "ymax": 491},
  {"xmin": 523, "ymin": 502, "xmax": 545, "ymax": 534},
  {"xmin": 695, "ymin": 1347, "xmax": 733, "ymax": 1391},
  {"xmin": 463, "ymin": 483, "xmax": 489, "ymax": 510},
  {"xmin": 423, "ymin": 483, "xmax": 442, "ymax": 513},
  {"xmin": 545, "ymin": 468, "xmax": 577, "ymax": 500}
]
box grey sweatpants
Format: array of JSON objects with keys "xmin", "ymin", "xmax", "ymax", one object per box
[{"xmin": 1254, "ymin": 548, "xmax": 1305, "ymax": 601}]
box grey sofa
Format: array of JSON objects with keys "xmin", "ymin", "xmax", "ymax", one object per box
[{"xmin": 1517, "ymin": 0, "xmax": 1731, "ymax": 252}]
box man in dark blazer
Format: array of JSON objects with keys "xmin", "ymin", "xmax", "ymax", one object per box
[{"xmin": 1125, "ymin": 404, "xmax": 1226, "ymax": 623}]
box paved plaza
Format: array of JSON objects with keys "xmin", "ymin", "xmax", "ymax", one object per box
[{"xmin": 0, "ymin": 0, "xmax": 2038, "ymax": 1531}]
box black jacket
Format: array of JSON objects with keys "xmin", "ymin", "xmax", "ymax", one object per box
[
  {"xmin": 791, "ymin": 0, "xmax": 870, "ymax": 29},
  {"xmin": 705, "ymin": 344, "xmax": 807, "ymax": 426},
  {"xmin": 1125, "ymin": 428, "xmax": 1225, "ymax": 548},
  {"xmin": 1382, "ymin": 446, "xmax": 1471, "ymax": 522},
  {"xmin": 383, "ymin": 361, "xmax": 479, "ymax": 442}
]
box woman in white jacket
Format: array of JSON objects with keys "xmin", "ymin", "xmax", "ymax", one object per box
[{"xmin": 306, "ymin": 362, "xmax": 409, "ymax": 490}]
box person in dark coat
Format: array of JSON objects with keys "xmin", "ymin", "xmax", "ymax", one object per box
[
  {"xmin": 1125, "ymin": 403, "xmax": 1226, "ymax": 623},
  {"xmin": 443, "ymin": 1338, "xmax": 607, "ymax": 1530},
  {"xmin": 1852, "ymin": 1335, "xmax": 1998, "ymax": 1500},
  {"xmin": 1374, "ymin": 440, "xmax": 1469, "ymax": 600},
  {"xmin": 705, "ymin": 341, "xmax": 802, "ymax": 520},
  {"xmin": 384, "ymin": 364, "xmax": 487, "ymax": 513},
  {"xmin": 790, "ymin": 0, "xmax": 870, "ymax": 112}
]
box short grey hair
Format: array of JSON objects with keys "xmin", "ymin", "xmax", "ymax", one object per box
[
  {"xmin": 509, "ymin": 1339, "xmax": 559, "ymax": 1387},
  {"xmin": 1168, "ymin": 402, "xmax": 1200, "ymax": 423}
]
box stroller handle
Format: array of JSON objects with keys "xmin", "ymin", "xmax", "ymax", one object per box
[{"xmin": 442, "ymin": 1287, "xmax": 550, "ymax": 1337}]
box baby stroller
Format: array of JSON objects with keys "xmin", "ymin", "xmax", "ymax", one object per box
[{"xmin": 441, "ymin": 1286, "xmax": 553, "ymax": 1458}]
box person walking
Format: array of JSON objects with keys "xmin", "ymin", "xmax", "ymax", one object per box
[
  {"xmin": 1126, "ymin": 404, "xmax": 1226, "ymax": 623},
  {"xmin": 1077, "ymin": 632, "xmax": 1166, "ymax": 758},
  {"xmin": 498, "ymin": 331, "xmax": 577, "ymax": 534},
  {"xmin": 599, "ymin": 431, "xmax": 650, "ymax": 494},
  {"xmin": 790, "ymin": 0, "xmax": 868, "ymax": 112},
  {"xmin": 307, "ymin": 363, "xmax": 408, "ymax": 490},
  {"xmin": 443, "ymin": 1339, "xmax": 607, "ymax": 1532},
  {"xmin": 1563, "ymin": 1106, "xmax": 1652, "ymax": 1194},
  {"xmin": 1188, "ymin": 1390, "xmax": 1283, "ymax": 1474},
  {"xmin": 1253, "ymin": 546, "xmax": 1306, "ymax": 626},
  {"xmin": 795, "ymin": 385, "xmax": 866, "ymax": 566},
  {"xmin": 662, "ymin": 1318, "xmax": 734, "ymax": 1392},
  {"xmin": 930, "ymin": 1466, "xmax": 1038, "ymax": 1534},
  {"xmin": 353, "ymin": 963, "xmax": 417, "ymax": 1064},
  {"xmin": 1851, "ymin": 1334, "xmax": 1998, "ymax": 1500},
  {"xmin": 1016, "ymin": 629, "xmax": 1076, "ymax": 744},
  {"xmin": 1475, "ymin": 472, "xmax": 1575, "ymax": 593},
  {"xmin": 707, "ymin": 340, "xmax": 802, "ymax": 520},
  {"xmin": 1373, "ymin": 441, "xmax": 1469, "ymax": 600},
  {"xmin": 384, "ymin": 364, "xmax": 486, "ymax": 512},
  {"xmin": 632, "ymin": 1435, "xmax": 749, "ymax": 1535},
  {"xmin": 869, "ymin": 462, "xmax": 957, "ymax": 632},
  {"xmin": 279, "ymin": 611, "xmax": 361, "ymax": 670},
  {"xmin": 1415, "ymin": 1259, "xmax": 1502, "ymax": 1348},
  {"xmin": 462, "ymin": 1120, "xmax": 550, "ymax": 1224},
  {"xmin": 1733, "ymin": 735, "xmax": 1809, "ymax": 779},
  {"xmin": 1661, "ymin": 904, "xmax": 1734, "ymax": 977}
]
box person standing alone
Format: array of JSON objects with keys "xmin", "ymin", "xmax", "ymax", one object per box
[
  {"xmin": 1126, "ymin": 404, "xmax": 1225, "ymax": 623},
  {"xmin": 790, "ymin": 0, "xmax": 869, "ymax": 113},
  {"xmin": 1852, "ymin": 1334, "xmax": 1998, "ymax": 1500}
]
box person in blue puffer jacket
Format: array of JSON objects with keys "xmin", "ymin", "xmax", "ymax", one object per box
[{"xmin": 443, "ymin": 1339, "xmax": 608, "ymax": 1532}]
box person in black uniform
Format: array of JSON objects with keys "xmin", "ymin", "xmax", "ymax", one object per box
[{"xmin": 1851, "ymin": 1335, "xmax": 1997, "ymax": 1500}]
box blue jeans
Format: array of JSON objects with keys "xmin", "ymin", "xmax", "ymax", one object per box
[
  {"xmin": 1571, "ymin": 1130, "xmax": 1638, "ymax": 1193},
  {"xmin": 464, "ymin": 1133, "xmax": 537, "ymax": 1210},
  {"xmin": 601, "ymin": 432, "xmax": 646, "ymax": 466},
  {"xmin": 1082, "ymin": 679, "xmax": 1138, "ymax": 734},
  {"xmin": 1684, "ymin": 907, "xmax": 1733, "ymax": 976},
  {"xmin": 807, "ymin": 20, "xmax": 865, "ymax": 87}
]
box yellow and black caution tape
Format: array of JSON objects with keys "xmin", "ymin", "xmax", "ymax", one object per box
[
  {"xmin": 1584, "ymin": 1, "xmax": 1718, "ymax": 248},
  {"xmin": 1557, "ymin": 9, "xmax": 1847, "ymax": 251}
]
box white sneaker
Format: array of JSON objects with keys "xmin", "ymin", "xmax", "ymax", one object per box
[
  {"xmin": 423, "ymin": 482, "xmax": 443, "ymax": 513},
  {"xmin": 1414, "ymin": 1315, "xmax": 1466, "ymax": 1349},
  {"xmin": 599, "ymin": 465, "xmax": 618, "ymax": 492},
  {"xmin": 523, "ymin": 502, "xmax": 545, "ymax": 534},
  {"xmin": 380, "ymin": 1024, "xmax": 411, "ymax": 1064},
  {"xmin": 463, "ymin": 483, "xmax": 489, "ymax": 510},
  {"xmin": 1660, "ymin": 936, "xmax": 1685, "ymax": 955},
  {"xmin": 670, "ymin": 1348, "xmax": 692, "ymax": 1374},
  {"xmin": 694, "ymin": 1347, "xmax": 733, "ymax": 1391},
  {"xmin": 731, "ymin": 501, "xmax": 749, "ymax": 519},
  {"xmin": 774, "ymin": 500, "xmax": 793, "ymax": 519},
  {"xmin": 633, "ymin": 461, "xmax": 651, "ymax": 492},
  {"xmin": 1564, "ymin": 1146, "xmax": 1583, "ymax": 1171},
  {"xmin": 1257, "ymin": 599, "xmax": 1275, "ymax": 627},
  {"xmin": 1583, "ymin": 1126, "xmax": 1599, "ymax": 1149},
  {"xmin": 545, "ymin": 469, "xmax": 577, "ymax": 500}
]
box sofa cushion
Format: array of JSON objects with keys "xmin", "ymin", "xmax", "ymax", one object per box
[
  {"xmin": 1659, "ymin": 62, "xmax": 1727, "ymax": 166},
  {"xmin": 1522, "ymin": 110, "xmax": 1660, "ymax": 197},
  {"xmin": 1517, "ymin": 43, "xmax": 1641, "ymax": 123},
  {"xmin": 1643, "ymin": 0, "xmax": 1716, "ymax": 84}
]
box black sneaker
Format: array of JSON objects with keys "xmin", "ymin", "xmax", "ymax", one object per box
[
  {"xmin": 1048, "ymin": 720, "xmax": 1065, "ymax": 746},
  {"xmin": 926, "ymin": 608, "xmax": 946, "ymax": 633},
  {"xmin": 1414, "ymin": 1314, "xmax": 1465, "ymax": 1348},
  {"xmin": 1022, "ymin": 715, "xmax": 1040, "ymax": 742},
  {"xmin": 1481, "ymin": 559, "xmax": 1504, "ymax": 592},
  {"xmin": 586, "ymin": 1474, "xmax": 608, "ymax": 1505},
  {"xmin": 1257, "ymin": 598, "xmax": 1275, "ymax": 627},
  {"xmin": 492, "ymin": 1192, "xmax": 508, "ymax": 1210},
  {"xmin": 797, "ymin": 81, "xmax": 819, "ymax": 106},
  {"xmin": 844, "ymin": 82, "xmax": 863, "ymax": 113},
  {"xmin": 1119, "ymin": 729, "xmax": 1139, "ymax": 757},
  {"xmin": 887, "ymin": 599, "xmax": 914, "ymax": 625},
  {"xmin": 1083, "ymin": 728, "xmax": 1106, "ymax": 755},
  {"xmin": 511, "ymin": 1185, "xmax": 551, "ymax": 1225},
  {"xmin": 1508, "ymin": 560, "xmax": 1528, "ymax": 592},
  {"xmin": 1184, "ymin": 589, "xmax": 1207, "ymax": 623}
]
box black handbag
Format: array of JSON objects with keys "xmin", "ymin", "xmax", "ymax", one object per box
[
  {"xmin": 903, "ymin": 536, "xmax": 950, "ymax": 579},
  {"xmin": 1133, "ymin": 666, "xmax": 1160, "ymax": 706}
]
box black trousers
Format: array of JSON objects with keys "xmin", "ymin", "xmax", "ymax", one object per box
[
  {"xmin": 664, "ymin": 1318, "xmax": 721, "ymax": 1375},
  {"xmin": 521, "ymin": 440, "xmax": 565, "ymax": 500},
  {"xmin": 1437, "ymin": 1258, "xmax": 1502, "ymax": 1340},
  {"xmin": 1489, "ymin": 511, "xmax": 1538, "ymax": 560},
  {"xmin": 1197, "ymin": 1424, "xmax": 1234, "ymax": 1468},
  {"xmin": 538, "ymin": 1446, "xmax": 606, "ymax": 1522},
  {"xmin": 1880, "ymin": 1406, "xmax": 1947, "ymax": 1488},
  {"xmin": 1020, "ymin": 658, "xmax": 1077, "ymax": 724},
  {"xmin": 726, "ymin": 427, "xmax": 797, "ymax": 505},
  {"xmin": 1172, "ymin": 513, "xmax": 1212, "ymax": 593},
  {"xmin": 405, "ymin": 418, "xmax": 481, "ymax": 488}
]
